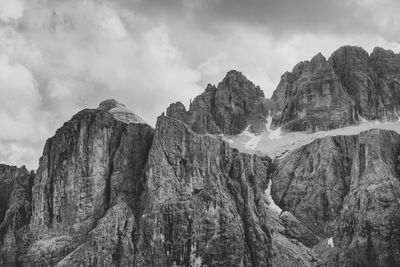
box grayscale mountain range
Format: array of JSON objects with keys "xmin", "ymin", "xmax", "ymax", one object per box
[{"xmin": 1, "ymin": 45, "xmax": 400, "ymax": 266}]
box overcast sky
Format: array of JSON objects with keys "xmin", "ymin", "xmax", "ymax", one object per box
[{"xmin": 1, "ymin": 0, "xmax": 400, "ymax": 169}]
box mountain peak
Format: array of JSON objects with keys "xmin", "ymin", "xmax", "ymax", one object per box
[
  {"xmin": 98, "ymin": 99, "xmax": 121, "ymax": 111},
  {"xmin": 224, "ymin": 69, "xmax": 248, "ymax": 82},
  {"xmin": 98, "ymin": 99, "xmax": 146, "ymax": 124}
]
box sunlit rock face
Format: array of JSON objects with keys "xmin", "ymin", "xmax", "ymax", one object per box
[
  {"xmin": 271, "ymin": 46, "xmax": 400, "ymax": 132},
  {"xmin": 167, "ymin": 70, "xmax": 271, "ymax": 135}
]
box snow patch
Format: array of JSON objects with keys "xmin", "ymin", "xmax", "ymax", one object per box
[
  {"xmin": 240, "ymin": 125, "xmax": 264, "ymax": 149},
  {"xmin": 228, "ymin": 119, "xmax": 400, "ymax": 159},
  {"xmin": 240, "ymin": 125, "xmax": 253, "ymax": 137},
  {"xmin": 245, "ymin": 133, "xmax": 263, "ymax": 149},
  {"xmin": 358, "ymin": 113, "xmax": 368, "ymax": 123},
  {"xmin": 266, "ymin": 115, "xmax": 282, "ymax": 139},
  {"xmin": 268, "ymin": 127, "xmax": 282, "ymax": 139},
  {"xmin": 265, "ymin": 180, "xmax": 282, "ymax": 214},
  {"xmin": 327, "ymin": 237, "xmax": 334, "ymax": 247}
]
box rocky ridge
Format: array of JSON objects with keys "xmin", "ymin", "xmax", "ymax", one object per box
[
  {"xmin": 271, "ymin": 46, "xmax": 400, "ymax": 132},
  {"xmin": 167, "ymin": 70, "xmax": 271, "ymax": 135},
  {"xmin": 1, "ymin": 45, "xmax": 400, "ymax": 266}
]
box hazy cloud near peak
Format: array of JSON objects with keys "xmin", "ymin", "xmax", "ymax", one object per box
[{"xmin": 0, "ymin": 0, "xmax": 399, "ymax": 169}]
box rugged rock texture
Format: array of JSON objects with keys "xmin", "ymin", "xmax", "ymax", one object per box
[
  {"xmin": 271, "ymin": 129, "xmax": 400, "ymax": 266},
  {"xmin": 134, "ymin": 115, "xmax": 319, "ymax": 266},
  {"xmin": 3, "ymin": 45, "xmax": 400, "ymax": 266},
  {"xmin": 24, "ymin": 100, "xmax": 153, "ymax": 266},
  {"xmin": 271, "ymin": 135, "xmax": 358, "ymax": 235},
  {"xmin": 271, "ymin": 46, "xmax": 400, "ymax": 132},
  {"xmin": 0, "ymin": 100, "xmax": 322, "ymax": 266},
  {"xmin": 167, "ymin": 70, "xmax": 271, "ymax": 135},
  {"xmin": 0, "ymin": 165, "xmax": 34, "ymax": 266},
  {"xmin": 135, "ymin": 115, "xmax": 273, "ymax": 266}
]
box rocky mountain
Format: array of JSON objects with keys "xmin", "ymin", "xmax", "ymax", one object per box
[
  {"xmin": 1, "ymin": 45, "xmax": 400, "ymax": 266},
  {"xmin": 271, "ymin": 46, "xmax": 400, "ymax": 132},
  {"xmin": 0, "ymin": 99, "xmax": 315, "ymax": 266},
  {"xmin": 167, "ymin": 70, "xmax": 271, "ymax": 135}
]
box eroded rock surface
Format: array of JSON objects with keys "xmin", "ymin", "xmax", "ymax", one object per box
[
  {"xmin": 271, "ymin": 46, "xmax": 400, "ymax": 132},
  {"xmin": 271, "ymin": 129, "xmax": 400, "ymax": 266},
  {"xmin": 24, "ymin": 100, "xmax": 153, "ymax": 266},
  {"xmin": 0, "ymin": 165, "xmax": 34, "ymax": 266},
  {"xmin": 135, "ymin": 115, "xmax": 273, "ymax": 266},
  {"xmin": 167, "ymin": 70, "xmax": 271, "ymax": 135}
]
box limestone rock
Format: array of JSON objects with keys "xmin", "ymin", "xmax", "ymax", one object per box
[
  {"xmin": 135, "ymin": 115, "xmax": 274, "ymax": 266},
  {"xmin": 167, "ymin": 70, "xmax": 271, "ymax": 135},
  {"xmin": 0, "ymin": 165, "xmax": 34, "ymax": 266},
  {"xmin": 271, "ymin": 129, "xmax": 400, "ymax": 266},
  {"xmin": 271, "ymin": 46, "xmax": 400, "ymax": 132},
  {"xmin": 56, "ymin": 201, "xmax": 135, "ymax": 266},
  {"xmin": 24, "ymin": 100, "xmax": 153, "ymax": 266},
  {"xmin": 98, "ymin": 99, "xmax": 147, "ymax": 124}
]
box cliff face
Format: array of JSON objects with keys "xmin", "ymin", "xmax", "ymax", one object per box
[
  {"xmin": 25, "ymin": 100, "xmax": 154, "ymax": 266},
  {"xmin": 135, "ymin": 115, "xmax": 272, "ymax": 266},
  {"xmin": 271, "ymin": 46, "xmax": 400, "ymax": 132},
  {"xmin": 0, "ymin": 165, "xmax": 34, "ymax": 266},
  {"xmin": 271, "ymin": 129, "xmax": 400, "ymax": 266},
  {"xmin": 135, "ymin": 115, "xmax": 319, "ymax": 267},
  {"xmin": 167, "ymin": 70, "xmax": 271, "ymax": 135}
]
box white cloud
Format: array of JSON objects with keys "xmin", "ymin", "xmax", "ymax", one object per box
[
  {"xmin": 0, "ymin": 0, "xmax": 202, "ymax": 169},
  {"xmin": 0, "ymin": 54, "xmax": 50, "ymax": 169},
  {"xmin": 0, "ymin": 0, "xmax": 26, "ymax": 22}
]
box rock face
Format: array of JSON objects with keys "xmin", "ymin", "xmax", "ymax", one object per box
[
  {"xmin": 25, "ymin": 100, "xmax": 154, "ymax": 266},
  {"xmin": 135, "ymin": 115, "xmax": 273, "ymax": 266},
  {"xmin": 0, "ymin": 100, "xmax": 317, "ymax": 266},
  {"xmin": 167, "ymin": 70, "xmax": 271, "ymax": 135},
  {"xmin": 0, "ymin": 165, "xmax": 34, "ymax": 266},
  {"xmin": 135, "ymin": 115, "xmax": 318, "ymax": 267},
  {"xmin": 271, "ymin": 129, "xmax": 400, "ymax": 266},
  {"xmin": 271, "ymin": 46, "xmax": 400, "ymax": 132}
]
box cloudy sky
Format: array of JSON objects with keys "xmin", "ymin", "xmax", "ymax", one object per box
[{"xmin": 1, "ymin": 0, "xmax": 400, "ymax": 169}]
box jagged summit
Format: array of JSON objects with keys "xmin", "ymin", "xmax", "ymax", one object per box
[
  {"xmin": 98, "ymin": 98, "xmax": 121, "ymax": 111},
  {"xmin": 2, "ymin": 45, "xmax": 400, "ymax": 266},
  {"xmin": 271, "ymin": 45, "xmax": 400, "ymax": 132},
  {"xmin": 223, "ymin": 69, "xmax": 250, "ymax": 83},
  {"xmin": 98, "ymin": 99, "xmax": 146, "ymax": 124},
  {"xmin": 167, "ymin": 70, "xmax": 270, "ymax": 135}
]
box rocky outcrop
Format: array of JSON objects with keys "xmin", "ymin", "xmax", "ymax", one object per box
[
  {"xmin": 271, "ymin": 46, "xmax": 400, "ymax": 132},
  {"xmin": 134, "ymin": 115, "xmax": 319, "ymax": 266},
  {"xmin": 0, "ymin": 165, "xmax": 34, "ymax": 266},
  {"xmin": 135, "ymin": 115, "xmax": 273, "ymax": 266},
  {"xmin": 271, "ymin": 129, "xmax": 400, "ymax": 266},
  {"xmin": 167, "ymin": 70, "xmax": 271, "ymax": 135},
  {"xmin": 24, "ymin": 100, "xmax": 154, "ymax": 266}
]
